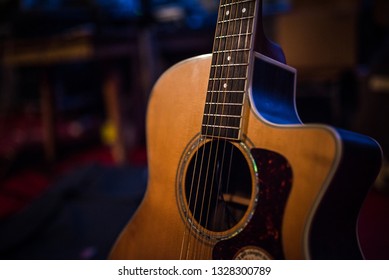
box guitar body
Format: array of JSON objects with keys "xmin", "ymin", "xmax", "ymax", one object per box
[{"xmin": 109, "ymin": 53, "xmax": 382, "ymax": 259}]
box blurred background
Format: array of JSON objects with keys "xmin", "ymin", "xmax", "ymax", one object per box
[{"xmin": 0, "ymin": 0, "xmax": 388, "ymax": 259}]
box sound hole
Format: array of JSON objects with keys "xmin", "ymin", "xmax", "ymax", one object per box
[{"xmin": 184, "ymin": 140, "xmax": 253, "ymax": 233}]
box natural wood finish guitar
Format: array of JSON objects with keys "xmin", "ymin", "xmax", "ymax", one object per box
[{"xmin": 110, "ymin": 0, "xmax": 382, "ymax": 259}]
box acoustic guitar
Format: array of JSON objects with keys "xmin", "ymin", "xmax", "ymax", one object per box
[{"xmin": 110, "ymin": 0, "xmax": 382, "ymax": 259}]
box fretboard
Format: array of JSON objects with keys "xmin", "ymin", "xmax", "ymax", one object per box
[{"xmin": 202, "ymin": 0, "xmax": 257, "ymax": 140}]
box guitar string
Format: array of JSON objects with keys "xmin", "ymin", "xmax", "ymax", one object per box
[
  {"xmin": 211, "ymin": 0, "xmax": 256, "ymax": 244},
  {"xmin": 202, "ymin": 0, "xmax": 251, "ymax": 258},
  {"xmin": 197, "ymin": 0, "xmax": 250, "ymax": 259},
  {"xmin": 199, "ymin": 0, "xmax": 256, "ymax": 257},
  {"xmin": 178, "ymin": 136, "xmax": 201, "ymax": 260},
  {"xmin": 201, "ymin": 0, "xmax": 243, "ymax": 257},
  {"xmin": 196, "ymin": 1, "xmax": 238, "ymax": 258},
  {"xmin": 179, "ymin": 0, "xmax": 228, "ymax": 260},
  {"xmin": 180, "ymin": 111, "xmax": 213, "ymax": 257},
  {"xmin": 190, "ymin": 0, "xmax": 233, "ymax": 259},
  {"xmin": 213, "ymin": 0, "xmax": 246, "ymax": 243},
  {"xmin": 213, "ymin": 0, "xmax": 256, "ymax": 244},
  {"xmin": 179, "ymin": 0, "xmax": 256, "ymax": 259},
  {"xmin": 195, "ymin": 0, "xmax": 255, "ymax": 259}
]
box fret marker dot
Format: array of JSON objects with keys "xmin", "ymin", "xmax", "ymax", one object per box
[
  {"xmin": 227, "ymin": 56, "xmax": 231, "ymax": 61},
  {"xmin": 224, "ymin": 83, "xmax": 228, "ymax": 89},
  {"xmin": 226, "ymin": 10, "xmax": 230, "ymax": 16},
  {"xmin": 242, "ymin": 8, "xmax": 247, "ymax": 13}
]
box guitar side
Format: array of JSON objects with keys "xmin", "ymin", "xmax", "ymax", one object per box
[{"xmin": 109, "ymin": 53, "xmax": 380, "ymax": 259}]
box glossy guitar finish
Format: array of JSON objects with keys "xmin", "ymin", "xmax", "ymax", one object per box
[{"xmin": 109, "ymin": 0, "xmax": 382, "ymax": 259}]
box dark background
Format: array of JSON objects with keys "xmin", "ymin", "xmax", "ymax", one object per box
[{"xmin": 0, "ymin": 0, "xmax": 388, "ymax": 259}]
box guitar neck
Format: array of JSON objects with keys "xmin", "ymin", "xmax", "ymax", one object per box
[{"xmin": 202, "ymin": 0, "xmax": 259, "ymax": 140}]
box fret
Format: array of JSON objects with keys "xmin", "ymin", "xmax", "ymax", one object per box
[
  {"xmin": 218, "ymin": 16, "xmax": 254, "ymax": 24},
  {"xmin": 202, "ymin": 123, "xmax": 241, "ymax": 141},
  {"xmin": 205, "ymin": 102, "xmax": 243, "ymax": 106},
  {"xmin": 213, "ymin": 48, "xmax": 250, "ymax": 54},
  {"xmin": 204, "ymin": 113, "xmax": 241, "ymax": 118},
  {"xmin": 212, "ymin": 52, "xmax": 250, "ymax": 66},
  {"xmin": 213, "ymin": 38, "xmax": 252, "ymax": 54},
  {"xmin": 202, "ymin": 115, "xmax": 242, "ymax": 129},
  {"xmin": 215, "ymin": 32, "xmax": 253, "ymax": 40},
  {"xmin": 221, "ymin": 33, "xmax": 253, "ymax": 52},
  {"xmin": 207, "ymin": 90, "xmax": 245, "ymax": 93},
  {"xmin": 201, "ymin": 125, "xmax": 240, "ymax": 140},
  {"xmin": 206, "ymin": 91, "xmax": 245, "ymax": 104},
  {"xmin": 212, "ymin": 35, "xmax": 253, "ymax": 56},
  {"xmin": 202, "ymin": 124, "xmax": 240, "ymax": 130},
  {"xmin": 204, "ymin": 103, "xmax": 243, "ymax": 116},
  {"xmin": 209, "ymin": 77, "xmax": 247, "ymax": 81},
  {"xmin": 211, "ymin": 63, "xmax": 249, "ymax": 67},
  {"xmin": 220, "ymin": 0, "xmax": 254, "ymax": 8}
]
